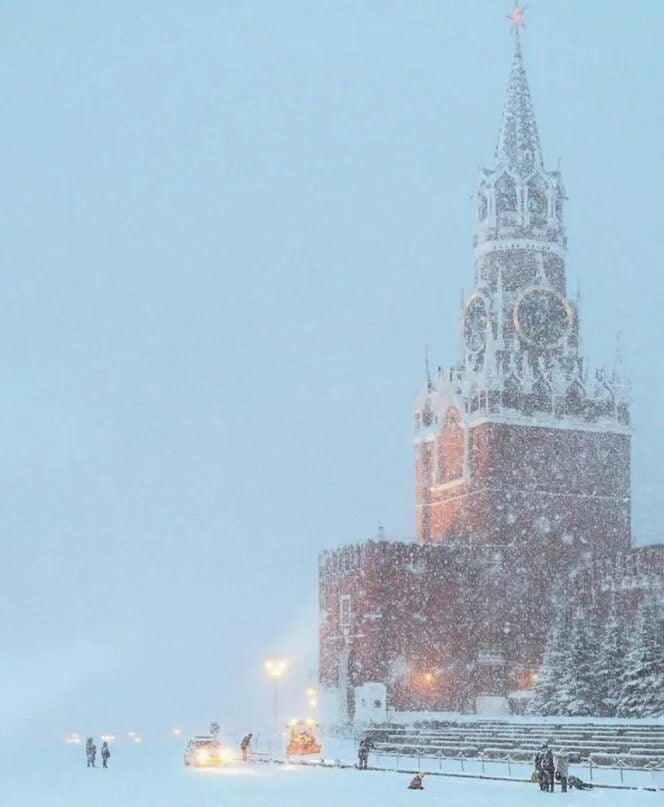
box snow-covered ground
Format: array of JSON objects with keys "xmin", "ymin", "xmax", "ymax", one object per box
[{"xmin": 2, "ymin": 740, "xmax": 661, "ymax": 807}]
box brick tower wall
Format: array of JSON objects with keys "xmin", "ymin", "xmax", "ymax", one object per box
[{"xmin": 416, "ymin": 419, "xmax": 631, "ymax": 556}]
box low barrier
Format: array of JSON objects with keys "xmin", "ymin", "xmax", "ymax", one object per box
[
  {"xmin": 250, "ymin": 750, "xmax": 664, "ymax": 792},
  {"xmin": 369, "ymin": 749, "xmax": 664, "ymax": 788}
]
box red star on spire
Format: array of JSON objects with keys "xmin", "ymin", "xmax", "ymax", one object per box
[{"xmin": 507, "ymin": 2, "xmax": 527, "ymax": 29}]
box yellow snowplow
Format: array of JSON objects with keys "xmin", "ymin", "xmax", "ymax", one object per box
[{"xmin": 286, "ymin": 719, "xmax": 321, "ymax": 756}]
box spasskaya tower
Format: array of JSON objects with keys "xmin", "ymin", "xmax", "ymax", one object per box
[
  {"xmin": 318, "ymin": 15, "xmax": 648, "ymax": 725},
  {"xmin": 414, "ymin": 30, "xmax": 631, "ymax": 557}
]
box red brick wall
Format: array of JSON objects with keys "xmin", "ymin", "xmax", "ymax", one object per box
[
  {"xmin": 319, "ymin": 540, "xmax": 664, "ymax": 715},
  {"xmin": 417, "ymin": 421, "xmax": 631, "ymax": 556}
]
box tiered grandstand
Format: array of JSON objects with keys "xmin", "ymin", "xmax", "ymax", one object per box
[{"xmin": 364, "ymin": 721, "xmax": 664, "ymax": 769}]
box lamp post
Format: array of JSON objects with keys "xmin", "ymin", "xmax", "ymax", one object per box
[{"xmin": 264, "ymin": 656, "xmax": 287, "ymax": 737}]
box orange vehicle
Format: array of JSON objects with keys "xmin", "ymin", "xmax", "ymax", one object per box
[{"xmin": 286, "ymin": 719, "xmax": 321, "ymax": 755}]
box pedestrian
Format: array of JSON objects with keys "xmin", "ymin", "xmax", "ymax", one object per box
[
  {"xmin": 543, "ymin": 745, "xmax": 555, "ymax": 792},
  {"xmin": 408, "ymin": 773, "xmax": 425, "ymax": 790},
  {"xmin": 556, "ymin": 751, "xmax": 569, "ymax": 793},
  {"xmin": 534, "ymin": 744, "xmax": 546, "ymax": 791},
  {"xmin": 568, "ymin": 774, "xmax": 593, "ymax": 791},
  {"xmin": 357, "ymin": 738, "xmax": 369, "ymax": 770},
  {"xmin": 240, "ymin": 733, "xmax": 253, "ymax": 762},
  {"xmin": 85, "ymin": 738, "xmax": 97, "ymax": 768},
  {"xmin": 101, "ymin": 741, "xmax": 111, "ymax": 769}
]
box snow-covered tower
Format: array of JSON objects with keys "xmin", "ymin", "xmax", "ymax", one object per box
[
  {"xmin": 319, "ymin": 18, "xmax": 649, "ymax": 724},
  {"xmin": 414, "ymin": 30, "xmax": 631, "ymax": 557}
]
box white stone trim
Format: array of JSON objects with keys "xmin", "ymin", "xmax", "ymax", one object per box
[
  {"xmin": 465, "ymin": 413, "xmax": 631, "ymax": 436},
  {"xmin": 473, "ymin": 238, "xmax": 565, "ymax": 261}
]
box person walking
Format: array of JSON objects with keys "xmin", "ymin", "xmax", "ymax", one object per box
[
  {"xmin": 357, "ymin": 738, "xmax": 369, "ymax": 770},
  {"xmin": 543, "ymin": 746, "xmax": 555, "ymax": 792},
  {"xmin": 101, "ymin": 742, "xmax": 111, "ymax": 769},
  {"xmin": 85, "ymin": 738, "xmax": 97, "ymax": 768}
]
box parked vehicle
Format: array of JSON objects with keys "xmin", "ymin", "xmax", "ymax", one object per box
[{"xmin": 183, "ymin": 736, "xmax": 234, "ymax": 767}]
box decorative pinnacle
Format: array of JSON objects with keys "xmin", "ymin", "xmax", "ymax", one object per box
[
  {"xmin": 496, "ymin": 4, "xmax": 542, "ymax": 175},
  {"xmin": 424, "ymin": 343, "xmax": 433, "ymax": 392}
]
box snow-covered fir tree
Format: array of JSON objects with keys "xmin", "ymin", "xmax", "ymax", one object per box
[
  {"xmin": 527, "ymin": 602, "xmax": 569, "ymax": 715},
  {"xmin": 617, "ymin": 598, "xmax": 664, "ymax": 718},
  {"xmin": 595, "ymin": 592, "xmax": 628, "ymax": 716},
  {"xmin": 561, "ymin": 609, "xmax": 602, "ymax": 716}
]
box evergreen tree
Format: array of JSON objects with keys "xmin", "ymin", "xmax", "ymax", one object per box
[
  {"xmin": 595, "ymin": 593, "xmax": 628, "ymax": 716},
  {"xmin": 618, "ymin": 598, "xmax": 664, "ymax": 718},
  {"xmin": 527, "ymin": 603, "xmax": 569, "ymax": 715},
  {"xmin": 561, "ymin": 609, "xmax": 602, "ymax": 716}
]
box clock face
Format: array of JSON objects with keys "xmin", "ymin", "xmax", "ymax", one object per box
[
  {"xmin": 514, "ymin": 285, "xmax": 573, "ymax": 349},
  {"xmin": 463, "ymin": 292, "xmax": 490, "ymax": 353}
]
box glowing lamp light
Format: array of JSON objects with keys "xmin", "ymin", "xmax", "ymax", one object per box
[
  {"xmin": 132, "ymin": 736, "xmax": 143, "ymax": 744},
  {"xmin": 424, "ymin": 672, "xmax": 434, "ymax": 684},
  {"xmin": 264, "ymin": 657, "xmax": 287, "ymax": 679},
  {"xmin": 65, "ymin": 734, "xmax": 81, "ymax": 745},
  {"xmin": 128, "ymin": 731, "xmax": 136, "ymax": 738},
  {"xmin": 172, "ymin": 727, "xmax": 182, "ymax": 737},
  {"xmin": 196, "ymin": 748, "xmax": 210, "ymax": 764},
  {"xmin": 100, "ymin": 734, "xmax": 115, "ymax": 742}
]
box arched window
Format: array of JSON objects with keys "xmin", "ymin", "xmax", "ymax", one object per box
[
  {"xmin": 478, "ymin": 185, "xmax": 488, "ymax": 221},
  {"xmin": 532, "ymin": 377, "xmax": 552, "ymax": 412},
  {"xmin": 496, "ymin": 173, "xmax": 517, "ymax": 218},
  {"xmin": 528, "ymin": 175, "xmax": 548, "ymax": 226},
  {"xmin": 565, "ymin": 381, "xmax": 585, "ymax": 417},
  {"xmin": 436, "ymin": 407, "xmax": 464, "ymax": 483},
  {"xmin": 503, "ymin": 374, "xmax": 521, "ymax": 411}
]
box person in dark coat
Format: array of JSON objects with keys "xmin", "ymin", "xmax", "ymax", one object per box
[
  {"xmin": 357, "ymin": 738, "xmax": 369, "ymax": 770},
  {"xmin": 534, "ymin": 745, "xmax": 546, "ymax": 791},
  {"xmin": 408, "ymin": 773, "xmax": 425, "ymax": 790},
  {"xmin": 101, "ymin": 742, "xmax": 111, "ymax": 769},
  {"xmin": 568, "ymin": 775, "xmax": 593, "ymax": 790},
  {"xmin": 240, "ymin": 733, "xmax": 253, "ymax": 761},
  {"xmin": 85, "ymin": 738, "xmax": 96, "ymax": 768},
  {"xmin": 542, "ymin": 747, "xmax": 555, "ymax": 792}
]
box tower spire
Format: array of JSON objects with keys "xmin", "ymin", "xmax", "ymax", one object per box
[
  {"xmin": 424, "ymin": 343, "xmax": 433, "ymax": 392},
  {"xmin": 495, "ymin": 25, "xmax": 543, "ymax": 176}
]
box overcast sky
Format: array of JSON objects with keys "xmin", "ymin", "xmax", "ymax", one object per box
[{"xmin": 1, "ymin": 1, "xmax": 662, "ymax": 744}]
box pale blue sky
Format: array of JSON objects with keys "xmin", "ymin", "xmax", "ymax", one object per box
[{"xmin": 1, "ymin": 1, "xmax": 662, "ymax": 740}]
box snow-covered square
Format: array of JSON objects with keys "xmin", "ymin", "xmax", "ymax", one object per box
[{"xmin": 3, "ymin": 742, "xmax": 661, "ymax": 807}]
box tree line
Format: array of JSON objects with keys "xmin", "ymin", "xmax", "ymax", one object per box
[{"xmin": 528, "ymin": 594, "xmax": 664, "ymax": 718}]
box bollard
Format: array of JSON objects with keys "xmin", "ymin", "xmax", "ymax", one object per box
[
  {"xmin": 507, "ymin": 758, "xmax": 512, "ymax": 776},
  {"xmin": 438, "ymin": 754, "xmax": 442, "ymax": 772},
  {"xmin": 460, "ymin": 756, "xmax": 465, "ymax": 773},
  {"xmin": 589, "ymin": 759, "xmax": 593, "ymax": 782},
  {"xmin": 620, "ymin": 764, "xmax": 624, "ymax": 784}
]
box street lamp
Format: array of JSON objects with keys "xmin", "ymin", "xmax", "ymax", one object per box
[
  {"xmin": 264, "ymin": 656, "xmax": 287, "ymax": 736},
  {"xmin": 306, "ymin": 686, "xmax": 318, "ymax": 713}
]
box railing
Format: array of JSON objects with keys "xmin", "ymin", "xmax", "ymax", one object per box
[{"xmin": 369, "ymin": 749, "xmax": 664, "ymax": 788}]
